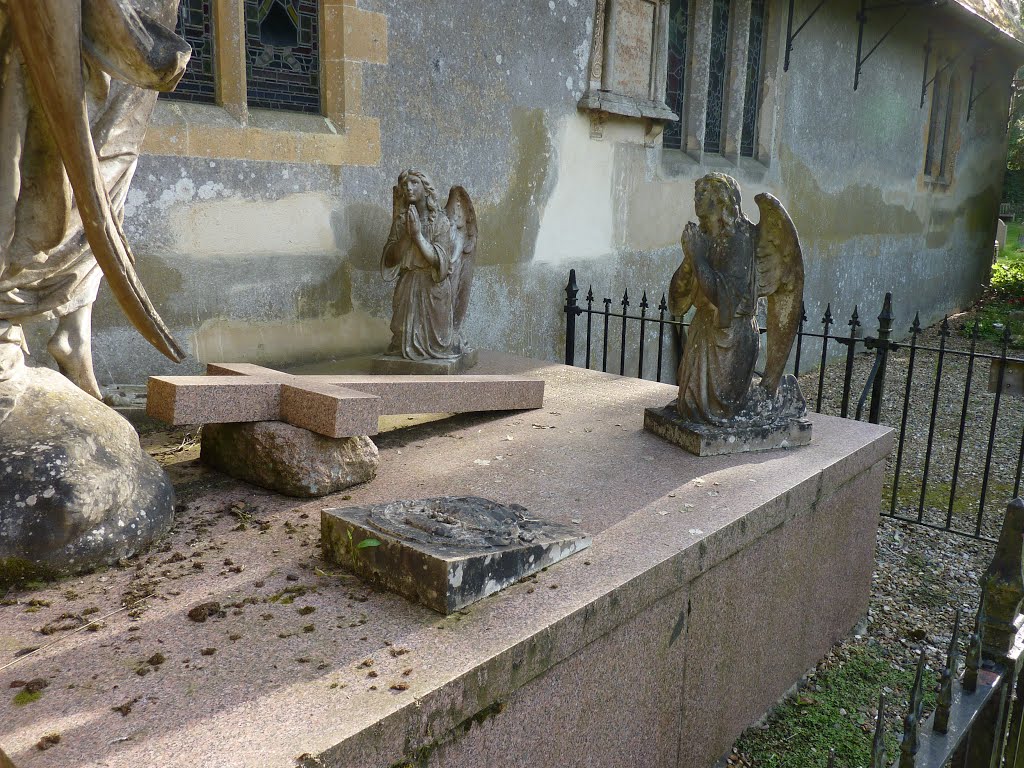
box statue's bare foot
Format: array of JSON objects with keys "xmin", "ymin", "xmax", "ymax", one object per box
[{"xmin": 48, "ymin": 308, "xmax": 102, "ymax": 400}]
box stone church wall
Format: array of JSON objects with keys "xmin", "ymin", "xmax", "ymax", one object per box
[{"xmin": 34, "ymin": 0, "xmax": 1017, "ymax": 384}]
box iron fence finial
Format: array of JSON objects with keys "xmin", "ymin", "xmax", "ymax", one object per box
[
  {"xmin": 898, "ymin": 649, "xmax": 927, "ymax": 768},
  {"xmin": 933, "ymin": 609, "xmax": 961, "ymax": 733},
  {"xmin": 869, "ymin": 692, "xmax": 886, "ymax": 768}
]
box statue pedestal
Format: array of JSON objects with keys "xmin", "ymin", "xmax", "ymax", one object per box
[
  {"xmin": 644, "ymin": 404, "xmax": 812, "ymax": 456},
  {"xmin": 370, "ymin": 348, "xmax": 478, "ymax": 375}
]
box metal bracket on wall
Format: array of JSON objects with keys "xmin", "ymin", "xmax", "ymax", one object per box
[
  {"xmin": 966, "ymin": 51, "xmax": 997, "ymax": 121},
  {"xmin": 854, "ymin": 0, "xmax": 945, "ymax": 91},
  {"xmin": 919, "ymin": 31, "xmax": 967, "ymax": 108},
  {"xmin": 783, "ymin": 0, "xmax": 832, "ymax": 72}
]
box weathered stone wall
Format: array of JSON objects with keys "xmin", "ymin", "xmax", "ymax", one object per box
[{"xmin": 26, "ymin": 0, "xmax": 1016, "ymax": 385}]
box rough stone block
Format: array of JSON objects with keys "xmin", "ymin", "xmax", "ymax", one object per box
[
  {"xmin": 1, "ymin": 368, "xmax": 174, "ymax": 578},
  {"xmin": 369, "ymin": 348, "xmax": 478, "ymax": 375},
  {"xmin": 201, "ymin": 421, "xmax": 379, "ymax": 498},
  {"xmin": 322, "ymin": 496, "xmax": 591, "ymax": 613},
  {"xmin": 644, "ymin": 404, "xmax": 812, "ymax": 456}
]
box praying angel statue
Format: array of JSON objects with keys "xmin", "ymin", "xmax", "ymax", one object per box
[{"xmin": 646, "ymin": 172, "xmax": 810, "ymax": 456}]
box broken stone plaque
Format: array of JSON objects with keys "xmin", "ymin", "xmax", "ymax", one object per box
[
  {"xmin": 989, "ymin": 358, "xmax": 1024, "ymax": 397},
  {"xmin": 322, "ymin": 496, "xmax": 590, "ymax": 614}
]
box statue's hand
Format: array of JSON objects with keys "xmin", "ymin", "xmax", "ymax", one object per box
[
  {"xmin": 681, "ymin": 222, "xmax": 707, "ymax": 267},
  {"xmin": 407, "ymin": 206, "xmax": 422, "ymax": 237}
]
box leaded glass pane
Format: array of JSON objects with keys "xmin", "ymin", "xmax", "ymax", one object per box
[
  {"xmin": 740, "ymin": 0, "xmax": 766, "ymax": 157},
  {"xmin": 163, "ymin": 0, "xmax": 217, "ymax": 104},
  {"xmin": 245, "ymin": 0, "xmax": 321, "ymax": 114},
  {"xmin": 704, "ymin": 0, "xmax": 730, "ymax": 154},
  {"xmin": 663, "ymin": 0, "xmax": 689, "ymax": 150}
]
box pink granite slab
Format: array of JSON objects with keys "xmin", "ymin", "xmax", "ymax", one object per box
[
  {"xmin": 2, "ymin": 352, "xmax": 892, "ymax": 768},
  {"xmin": 147, "ymin": 376, "xmax": 280, "ymax": 425},
  {"xmin": 280, "ymin": 383, "xmax": 381, "ymax": 438}
]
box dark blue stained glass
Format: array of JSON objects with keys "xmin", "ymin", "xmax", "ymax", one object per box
[
  {"xmin": 740, "ymin": 0, "xmax": 766, "ymax": 157},
  {"xmin": 664, "ymin": 0, "xmax": 689, "ymax": 150},
  {"xmin": 245, "ymin": 0, "xmax": 321, "ymax": 114},
  {"xmin": 163, "ymin": 0, "xmax": 217, "ymax": 104},
  {"xmin": 704, "ymin": 0, "xmax": 730, "ymax": 154}
]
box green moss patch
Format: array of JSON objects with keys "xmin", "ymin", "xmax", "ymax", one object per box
[{"xmin": 0, "ymin": 557, "xmax": 56, "ymax": 592}]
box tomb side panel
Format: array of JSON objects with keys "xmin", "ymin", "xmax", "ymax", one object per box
[
  {"xmin": 413, "ymin": 586, "xmax": 690, "ymax": 768},
  {"xmin": 676, "ymin": 459, "xmax": 882, "ymax": 767}
]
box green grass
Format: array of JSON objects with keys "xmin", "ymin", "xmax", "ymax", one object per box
[
  {"xmin": 971, "ymin": 225, "xmax": 1024, "ymax": 347},
  {"xmin": 734, "ymin": 643, "xmax": 938, "ymax": 768}
]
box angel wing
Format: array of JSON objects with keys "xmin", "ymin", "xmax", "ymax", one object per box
[
  {"xmin": 7, "ymin": 0, "xmax": 188, "ymax": 363},
  {"xmin": 445, "ymin": 186, "xmax": 478, "ymax": 332},
  {"xmin": 754, "ymin": 193, "xmax": 804, "ymax": 395}
]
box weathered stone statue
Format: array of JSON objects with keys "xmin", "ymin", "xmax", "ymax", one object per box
[
  {"xmin": 645, "ymin": 173, "xmax": 811, "ymax": 455},
  {"xmin": 0, "ymin": 0, "xmax": 187, "ymax": 394},
  {"xmin": 373, "ymin": 169, "xmax": 478, "ymax": 375},
  {"xmin": 0, "ymin": 0, "xmax": 189, "ymax": 580}
]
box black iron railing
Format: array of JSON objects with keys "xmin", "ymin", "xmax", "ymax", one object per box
[
  {"xmin": 827, "ymin": 498, "xmax": 1024, "ymax": 768},
  {"xmin": 563, "ymin": 269, "xmax": 1024, "ymax": 543}
]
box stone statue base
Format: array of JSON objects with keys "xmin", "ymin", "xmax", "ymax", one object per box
[
  {"xmin": 322, "ymin": 496, "xmax": 590, "ymax": 613},
  {"xmin": 0, "ymin": 368, "xmax": 174, "ymax": 582},
  {"xmin": 370, "ymin": 348, "xmax": 478, "ymax": 375},
  {"xmin": 644, "ymin": 405, "xmax": 812, "ymax": 457},
  {"xmin": 202, "ymin": 421, "xmax": 379, "ymax": 498}
]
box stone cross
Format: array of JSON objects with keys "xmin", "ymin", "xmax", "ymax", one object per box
[{"xmin": 147, "ymin": 363, "xmax": 544, "ymax": 437}]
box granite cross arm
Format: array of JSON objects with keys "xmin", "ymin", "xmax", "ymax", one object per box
[{"xmin": 146, "ymin": 363, "xmax": 545, "ymax": 437}]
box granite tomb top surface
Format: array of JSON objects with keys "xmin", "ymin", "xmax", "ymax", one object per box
[{"xmin": 0, "ymin": 352, "xmax": 892, "ymax": 768}]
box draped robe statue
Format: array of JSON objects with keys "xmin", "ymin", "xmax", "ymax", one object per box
[
  {"xmin": 647, "ymin": 173, "xmax": 810, "ymax": 455},
  {"xmin": 381, "ymin": 169, "xmax": 476, "ymax": 363},
  {"xmin": 0, "ymin": 0, "xmax": 188, "ymax": 399}
]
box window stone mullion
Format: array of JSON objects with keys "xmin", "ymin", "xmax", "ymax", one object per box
[
  {"xmin": 687, "ymin": 0, "xmax": 713, "ymax": 157},
  {"xmin": 214, "ymin": 0, "xmax": 248, "ymax": 124},
  {"xmin": 721, "ymin": 0, "xmax": 750, "ymax": 161}
]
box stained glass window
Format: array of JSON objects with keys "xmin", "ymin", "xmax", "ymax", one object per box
[
  {"xmin": 740, "ymin": 0, "xmax": 766, "ymax": 157},
  {"xmin": 704, "ymin": 0, "xmax": 730, "ymax": 154},
  {"xmin": 663, "ymin": 0, "xmax": 689, "ymax": 150},
  {"xmin": 163, "ymin": 0, "xmax": 217, "ymax": 104},
  {"xmin": 244, "ymin": 0, "xmax": 321, "ymax": 114}
]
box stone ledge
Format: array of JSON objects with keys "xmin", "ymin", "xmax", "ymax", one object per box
[{"xmin": 143, "ymin": 102, "xmax": 382, "ymax": 166}]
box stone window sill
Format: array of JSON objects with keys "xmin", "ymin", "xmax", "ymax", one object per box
[
  {"xmin": 924, "ymin": 174, "xmax": 953, "ymax": 190},
  {"xmin": 143, "ymin": 98, "xmax": 381, "ymax": 166},
  {"xmin": 578, "ymin": 90, "xmax": 679, "ymax": 122},
  {"xmin": 659, "ymin": 147, "xmax": 770, "ymax": 180}
]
